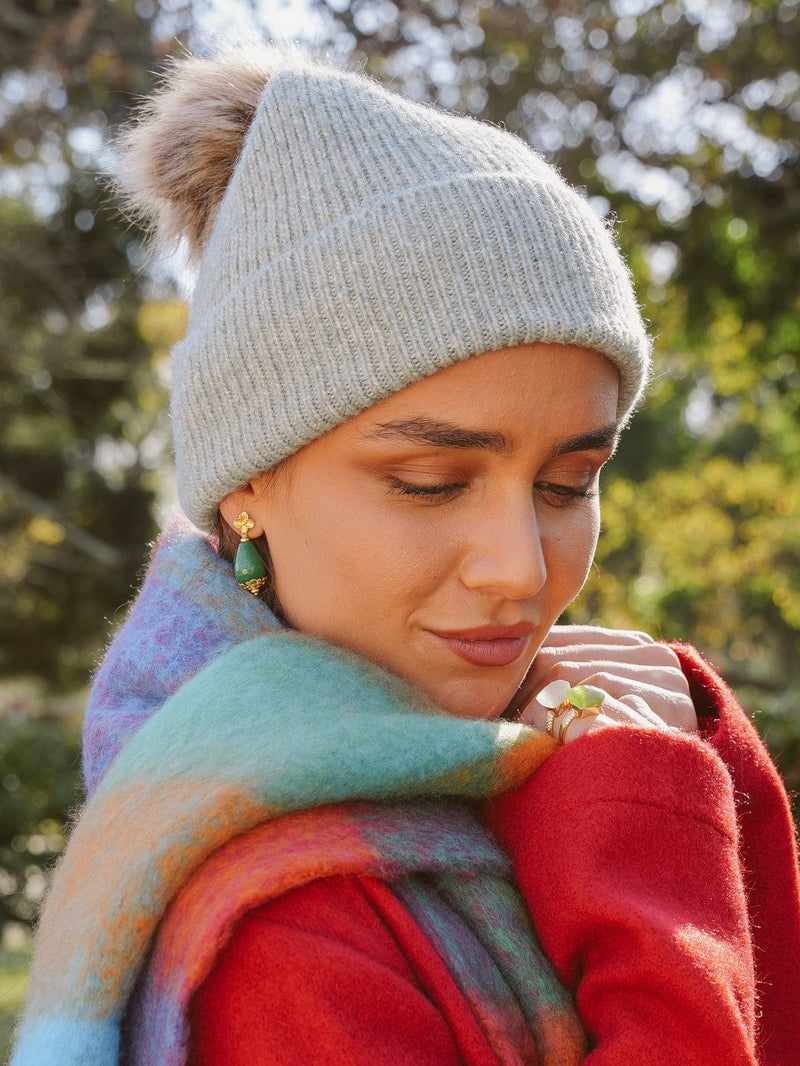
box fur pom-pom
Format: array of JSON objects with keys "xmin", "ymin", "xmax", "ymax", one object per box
[{"xmin": 113, "ymin": 44, "xmax": 314, "ymax": 264}]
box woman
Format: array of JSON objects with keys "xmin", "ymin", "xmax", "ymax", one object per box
[{"xmin": 11, "ymin": 45, "xmax": 800, "ymax": 1066}]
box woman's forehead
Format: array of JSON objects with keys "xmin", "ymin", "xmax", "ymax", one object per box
[{"xmin": 351, "ymin": 343, "xmax": 621, "ymax": 439}]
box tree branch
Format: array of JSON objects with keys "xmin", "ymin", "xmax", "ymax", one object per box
[{"xmin": 0, "ymin": 474, "xmax": 126, "ymax": 567}]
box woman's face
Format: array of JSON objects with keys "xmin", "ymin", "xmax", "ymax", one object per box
[{"xmin": 225, "ymin": 343, "xmax": 620, "ymax": 720}]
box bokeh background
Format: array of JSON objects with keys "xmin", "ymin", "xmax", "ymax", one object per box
[{"xmin": 1, "ymin": 0, "xmax": 798, "ymax": 1052}]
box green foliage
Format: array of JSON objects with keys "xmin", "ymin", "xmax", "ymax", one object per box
[
  {"xmin": 0, "ymin": 696, "xmax": 82, "ymax": 936},
  {"xmin": 0, "ymin": 0, "xmax": 189, "ymax": 689},
  {"xmin": 0, "ymin": 947, "xmax": 29, "ymax": 1063}
]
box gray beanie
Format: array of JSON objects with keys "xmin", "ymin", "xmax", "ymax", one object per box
[{"xmin": 125, "ymin": 49, "xmax": 651, "ymax": 530}]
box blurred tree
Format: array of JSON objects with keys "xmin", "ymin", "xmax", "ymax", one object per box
[
  {"xmin": 0, "ymin": 699, "xmax": 81, "ymax": 937},
  {"xmin": 298, "ymin": 0, "xmax": 800, "ymax": 801},
  {"xmin": 0, "ymin": 0, "xmax": 191, "ymax": 689}
]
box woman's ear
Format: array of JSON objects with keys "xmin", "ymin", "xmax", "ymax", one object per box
[
  {"xmin": 218, "ymin": 466, "xmax": 283, "ymax": 537},
  {"xmin": 218, "ymin": 480, "xmax": 266, "ymax": 538}
]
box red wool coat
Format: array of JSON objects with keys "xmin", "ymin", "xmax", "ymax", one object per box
[{"xmin": 189, "ymin": 646, "xmax": 800, "ymax": 1065}]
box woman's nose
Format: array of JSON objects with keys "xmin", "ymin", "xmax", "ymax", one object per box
[{"xmin": 457, "ymin": 499, "xmax": 547, "ymax": 600}]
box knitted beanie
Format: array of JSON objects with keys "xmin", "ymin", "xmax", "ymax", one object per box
[{"xmin": 118, "ymin": 47, "xmax": 651, "ymax": 531}]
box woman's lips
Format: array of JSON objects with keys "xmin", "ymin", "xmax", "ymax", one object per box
[{"xmin": 429, "ymin": 624, "xmax": 534, "ymax": 667}]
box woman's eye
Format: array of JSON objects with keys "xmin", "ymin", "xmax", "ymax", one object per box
[
  {"xmin": 536, "ymin": 481, "xmax": 597, "ymax": 506},
  {"xmin": 387, "ymin": 473, "xmax": 600, "ymax": 505},
  {"xmin": 388, "ymin": 478, "xmax": 466, "ymax": 500}
]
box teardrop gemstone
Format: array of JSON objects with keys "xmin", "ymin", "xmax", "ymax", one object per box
[{"xmin": 234, "ymin": 539, "xmax": 267, "ymax": 586}]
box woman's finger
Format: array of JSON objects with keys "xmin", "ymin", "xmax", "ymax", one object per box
[
  {"xmin": 520, "ymin": 700, "xmax": 617, "ymax": 736},
  {"xmin": 518, "ymin": 675, "xmax": 696, "ymax": 734},
  {"xmin": 553, "ymin": 670, "xmax": 696, "ymax": 732},
  {"xmin": 520, "ymin": 690, "xmax": 674, "ymax": 740},
  {"xmin": 541, "ymin": 659, "xmax": 691, "ymax": 697},
  {"xmin": 534, "ymin": 642, "xmax": 686, "ymax": 674},
  {"xmin": 614, "ymin": 690, "xmax": 682, "ymax": 733},
  {"xmin": 597, "ymin": 678, "xmax": 696, "ymax": 732},
  {"xmin": 615, "ymin": 693, "xmax": 674, "ymax": 730},
  {"xmin": 513, "ymin": 645, "xmax": 692, "ymax": 719},
  {"xmin": 591, "ymin": 694, "xmax": 673, "ymax": 731},
  {"xmin": 522, "ymin": 647, "xmax": 684, "ymax": 693},
  {"xmin": 542, "ymin": 625, "xmax": 656, "ymax": 648}
]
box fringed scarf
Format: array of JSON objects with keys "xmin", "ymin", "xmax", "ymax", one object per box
[{"xmin": 11, "ymin": 521, "xmax": 586, "ymax": 1066}]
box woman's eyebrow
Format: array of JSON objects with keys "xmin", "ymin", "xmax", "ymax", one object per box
[
  {"xmin": 550, "ymin": 425, "xmax": 620, "ymax": 458},
  {"xmin": 364, "ymin": 417, "xmax": 511, "ymax": 453},
  {"xmin": 363, "ymin": 417, "xmax": 620, "ymax": 457}
]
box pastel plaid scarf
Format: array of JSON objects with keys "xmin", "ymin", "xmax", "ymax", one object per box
[{"xmin": 11, "ymin": 522, "xmax": 585, "ymax": 1065}]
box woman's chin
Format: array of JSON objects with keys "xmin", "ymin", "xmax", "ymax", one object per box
[
  {"xmin": 345, "ymin": 637, "xmax": 529, "ymax": 721},
  {"xmin": 423, "ymin": 676, "xmax": 521, "ymax": 721}
]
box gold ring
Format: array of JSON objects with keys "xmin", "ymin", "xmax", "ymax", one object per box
[
  {"xmin": 536, "ymin": 681, "xmax": 607, "ymax": 741},
  {"xmin": 554, "ymin": 698, "xmax": 575, "ymax": 717},
  {"xmin": 557, "ymin": 708, "xmax": 580, "ymax": 744},
  {"xmin": 576, "ymin": 706, "xmax": 602, "ymax": 721}
]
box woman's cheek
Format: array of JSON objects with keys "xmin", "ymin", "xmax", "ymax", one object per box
[{"xmin": 544, "ymin": 503, "xmax": 602, "ymax": 600}]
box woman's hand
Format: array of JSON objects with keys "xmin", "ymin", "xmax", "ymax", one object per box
[{"xmin": 511, "ymin": 625, "xmax": 698, "ymax": 743}]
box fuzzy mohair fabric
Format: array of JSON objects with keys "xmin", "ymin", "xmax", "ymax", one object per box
[
  {"xmin": 11, "ymin": 521, "xmax": 586, "ymax": 1066},
  {"xmin": 81, "ymin": 517, "xmax": 280, "ymax": 797},
  {"xmin": 113, "ymin": 46, "xmax": 652, "ymax": 530}
]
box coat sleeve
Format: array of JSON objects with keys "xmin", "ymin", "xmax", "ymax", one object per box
[
  {"xmin": 484, "ymin": 725, "xmax": 762, "ymax": 1066},
  {"xmin": 188, "ymin": 874, "xmax": 500, "ymax": 1066},
  {"xmin": 674, "ymin": 643, "xmax": 800, "ymax": 1066}
]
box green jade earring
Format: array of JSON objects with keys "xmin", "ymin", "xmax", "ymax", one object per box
[{"xmin": 233, "ymin": 511, "xmax": 269, "ymax": 596}]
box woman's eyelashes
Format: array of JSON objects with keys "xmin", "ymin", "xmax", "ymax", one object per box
[
  {"xmin": 536, "ymin": 481, "xmax": 598, "ymax": 506},
  {"xmin": 388, "ymin": 477, "xmax": 466, "ymax": 500},
  {"xmin": 387, "ymin": 474, "xmax": 600, "ymax": 505}
]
